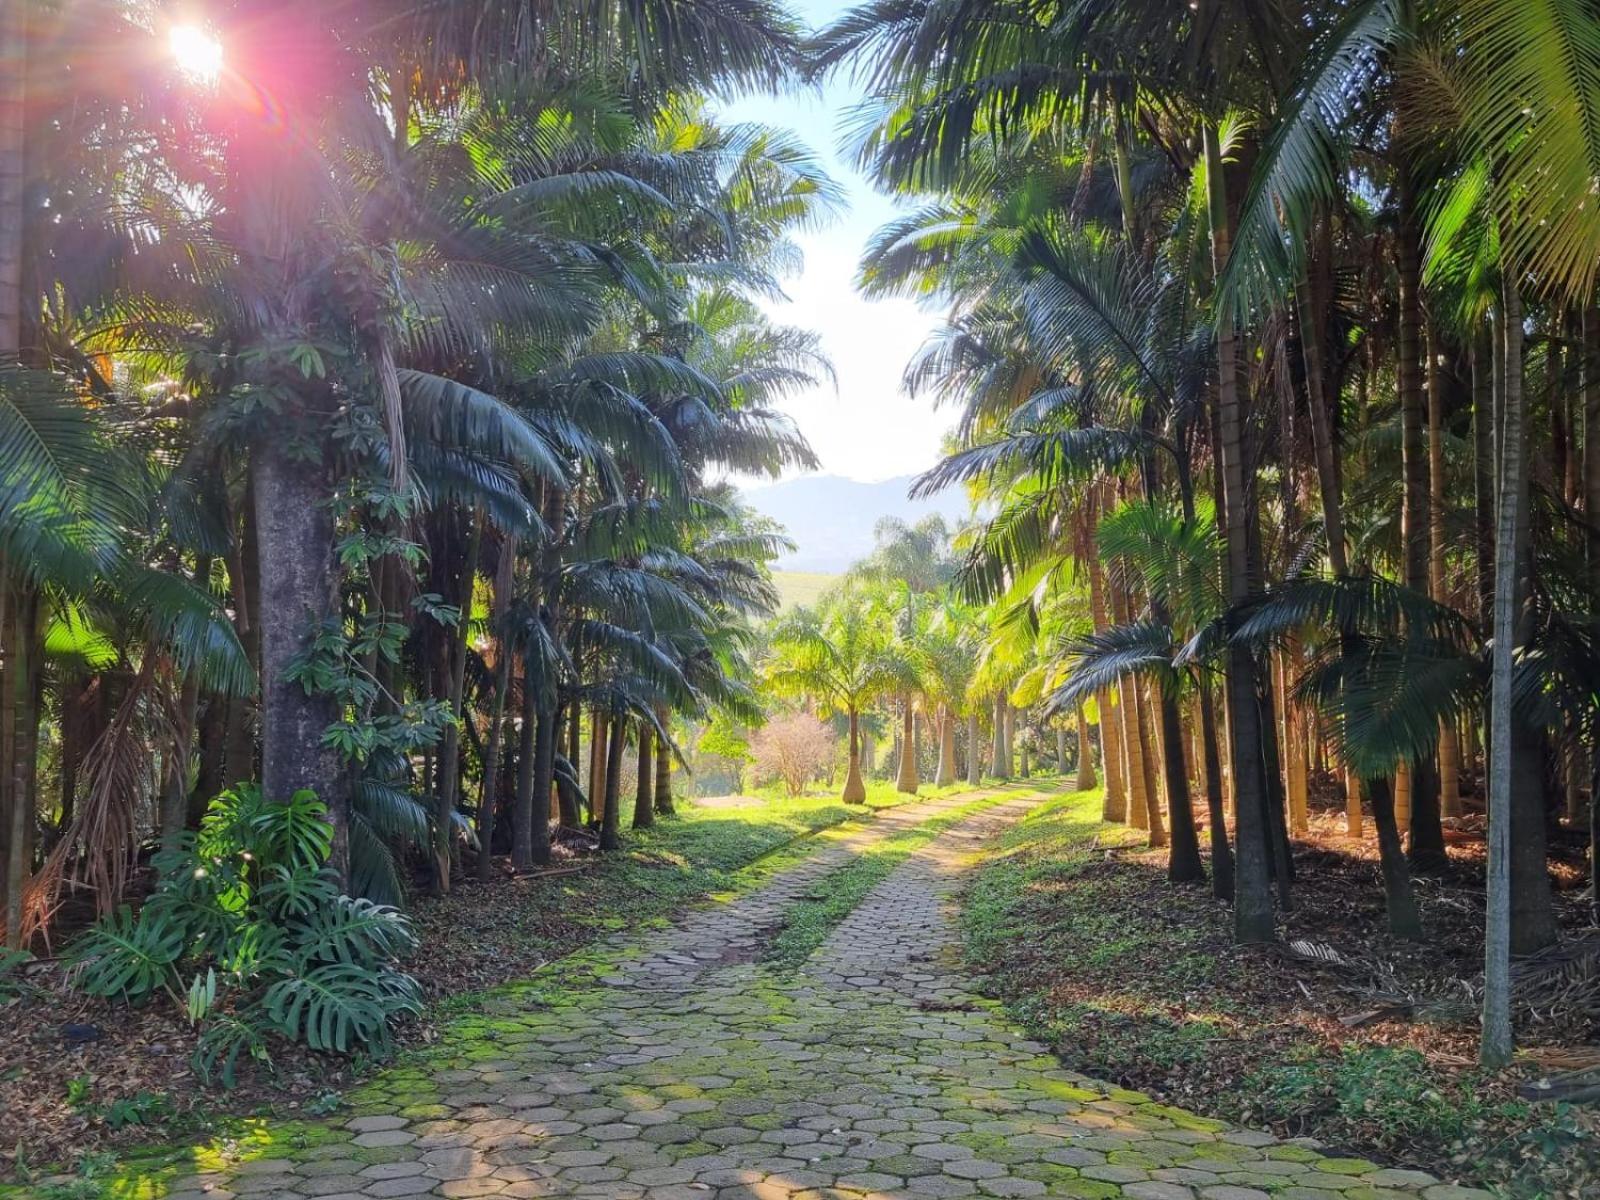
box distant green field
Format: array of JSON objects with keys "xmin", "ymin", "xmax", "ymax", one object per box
[{"xmin": 772, "ymin": 570, "xmax": 839, "ymax": 612}]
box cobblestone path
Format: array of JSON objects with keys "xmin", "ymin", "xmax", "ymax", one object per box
[{"xmin": 147, "ymin": 792, "xmax": 1489, "ymax": 1200}]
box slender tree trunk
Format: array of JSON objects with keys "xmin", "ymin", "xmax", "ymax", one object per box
[
  {"xmin": 992, "ymin": 693, "xmax": 1009, "ymax": 779},
  {"xmin": 1199, "ymin": 686, "xmax": 1234, "ymax": 901},
  {"xmin": 844, "ymin": 708, "xmax": 866, "ymax": 803},
  {"xmin": 966, "ymin": 711, "xmax": 981, "ymax": 786},
  {"xmin": 433, "ymin": 514, "xmax": 480, "ymax": 894},
  {"xmin": 590, "ymin": 709, "xmax": 609, "ymax": 825},
  {"xmin": 1399, "ymin": 193, "xmax": 1447, "ymax": 870},
  {"xmin": 896, "ymin": 698, "xmax": 919, "ymax": 792},
  {"xmin": 1074, "ymin": 710, "xmax": 1096, "ymax": 789},
  {"xmin": 512, "ymin": 664, "xmax": 538, "ymax": 870},
  {"xmin": 1136, "ymin": 685, "xmax": 1167, "ymax": 844},
  {"xmin": 1109, "ymin": 576, "xmax": 1153, "ymax": 832},
  {"xmin": 1158, "ymin": 683, "xmax": 1203, "ymax": 881},
  {"xmin": 599, "ymin": 713, "xmax": 624, "ymax": 852},
  {"xmin": 1428, "ymin": 330, "xmax": 1462, "ymax": 819},
  {"xmin": 1474, "ymin": 323, "xmax": 1497, "ymax": 634},
  {"xmin": 654, "ymin": 705, "xmax": 674, "ymax": 815},
  {"xmin": 529, "ymin": 700, "xmax": 556, "ymax": 861},
  {"xmin": 253, "ymin": 436, "xmax": 347, "ymax": 879},
  {"xmin": 1371, "ymin": 774, "xmax": 1424, "ymax": 938},
  {"xmin": 1205, "ymin": 123, "xmax": 1273, "ymax": 942},
  {"xmin": 222, "ymin": 497, "xmax": 260, "ymax": 788},
  {"xmin": 477, "ymin": 537, "xmax": 516, "ymax": 881},
  {"xmin": 1088, "ymin": 512, "xmax": 1126, "ymax": 825},
  {"xmin": 1276, "ymin": 649, "xmax": 1309, "ymax": 836},
  {"xmin": 1257, "ymin": 671, "xmax": 1294, "ymax": 908},
  {"xmin": 1483, "ymin": 275, "xmax": 1527, "ymax": 1067},
  {"xmin": 559, "ymin": 696, "xmax": 582, "ymax": 827},
  {"xmin": 935, "ymin": 706, "xmax": 957, "ymax": 786},
  {"xmin": 633, "ymin": 725, "xmax": 654, "ymax": 829}
]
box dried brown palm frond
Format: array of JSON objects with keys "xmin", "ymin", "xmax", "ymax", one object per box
[{"xmin": 1, "ymin": 659, "xmax": 181, "ymax": 948}]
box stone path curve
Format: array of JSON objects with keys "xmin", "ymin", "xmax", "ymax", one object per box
[{"xmin": 148, "ymin": 791, "xmax": 1491, "ymax": 1200}]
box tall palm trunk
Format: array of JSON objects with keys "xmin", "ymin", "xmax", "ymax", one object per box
[
  {"xmin": 1301, "ymin": 254, "xmax": 1367, "ymax": 839},
  {"xmin": 844, "ymin": 708, "xmax": 867, "ymax": 803},
  {"xmin": 896, "ymin": 697, "xmax": 919, "ymax": 792},
  {"xmin": 991, "ymin": 693, "xmax": 1008, "ymax": 779},
  {"xmin": 1508, "ymin": 319, "xmax": 1557, "ymax": 957},
  {"xmin": 1075, "ymin": 709, "xmax": 1096, "ymax": 790},
  {"xmin": 1137, "ymin": 685, "xmax": 1167, "ymax": 845},
  {"xmin": 1398, "ymin": 182, "xmax": 1447, "ymax": 870},
  {"xmin": 478, "ymin": 538, "xmax": 516, "ymax": 881},
  {"xmin": 433, "ymin": 513, "xmax": 480, "ymax": 894},
  {"xmin": 1110, "ymin": 577, "xmax": 1153, "ymax": 834},
  {"xmin": 1156, "ymin": 682, "xmax": 1201, "ymax": 880},
  {"xmin": 935, "ymin": 706, "xmax": 957, "ymax": 786},
  {"xmin": 653, "ymin": 704, "xmax": 674, "ymax": 815},
  {"xmin": 1087, "ymin": 537, "xmax": 1127, "ymax": 820},
  {"xmin": 528, "ymin": 484, "xmax": 565, "ymax": 855},
  {"xmin": 1483, "ymin": 275, "xmax": 1528, "ymax": 1067},
  {"xmin": 558, "ymin": 696, "xmax": 582, "ymax": 828},
  {"xmin": 1427, "ymin": 330, "xmax": 1462, "ymax": 818},
  {"xmin": 966, "ymin": 711, "xmax": 981, "ymax": 786},
  {"xmin": 1198, "ymin": 685, "xmax": 1234, "ymax": 900},
  {"xmin": 633, "ymin": 726, "xmax": 654, "ymax": 829},
  {"xmin": 253, "ymin": 436, "xmax": 347, "ymax": 879},
  {"xmin": 513, "ymin": 658, "xmax": 539, "ymax": 869},
  {"xmin": 1205, "ymin": 124, "xmax": 1273, "ymax": 942},
  {"xmin": 590, "ymin": 709, "xmax": 609, "ymax": 824},
  {"xmin": 599, "ymin": 712, "xmax": 624, "ymax": 852}
]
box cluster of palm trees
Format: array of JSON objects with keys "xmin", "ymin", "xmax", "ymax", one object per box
[
  {"xmin": 0, "ymin": 0, "xmax": 833, "ymax": 948},
  {"xmin": 818, "ymin": 0, "xmax": 1600, "ymax": 1062},
  {"xmin": 764, "ymin": 515, "xmax": 1077, "ymax": 802}
]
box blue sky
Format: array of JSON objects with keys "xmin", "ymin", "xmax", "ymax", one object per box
[{"xmin": 714, "ymin": 0, "xmax": 957, "ymax": 485}]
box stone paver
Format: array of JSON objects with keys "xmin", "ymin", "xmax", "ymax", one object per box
[{"xmin": 110, "ymin": 791, "xmax": 1493, "ymax": 1199}]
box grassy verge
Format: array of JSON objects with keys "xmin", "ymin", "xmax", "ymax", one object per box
[
  {"xmin": 959, "ymin": 789, "xmax": 1594, "ymax": 1199},
  {"xmin": 762, "ymin": 784, "xmax": 1046, "ymax": 971}
]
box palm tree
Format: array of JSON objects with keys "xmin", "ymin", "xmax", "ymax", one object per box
[{"xmin": 766, "ymin": 585, "xmax": 917, "ymax": 803}]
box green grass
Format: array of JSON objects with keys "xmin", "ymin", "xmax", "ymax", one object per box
[
  {"xmin": 770, "ymin": 570, "xmax": 839, "ymax": 612},
  {"xmin": 762, "ymin": 785, "xmax": 1048, "ymax": 971},
  {"xmin": 745, "ymin": 775, "xmax": 1007, "ymax": 812}
]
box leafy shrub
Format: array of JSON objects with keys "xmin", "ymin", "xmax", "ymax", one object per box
[
  {"xmin": 750, "ymin": 712, "xmax": 835, "ymax": 797},
  {"xmin": 1245, "ymin": 1045, "xmax": 1518, "ymax": 1145},
  {"xmin": 67, "ymin": 785, "xmax": 421, "ymax": 1086}
]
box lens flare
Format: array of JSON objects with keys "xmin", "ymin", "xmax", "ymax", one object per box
[{"xmin": 168, "ymin": 23, "xmax": 222, "ymax": 85}]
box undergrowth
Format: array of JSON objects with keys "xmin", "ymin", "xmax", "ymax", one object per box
[{"xmin": 958, "ymin": 788, "xmax": 1595, "ymax": 1199}]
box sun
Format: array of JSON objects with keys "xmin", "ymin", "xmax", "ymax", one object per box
[{"xmin": 168, "ymin": 23, "xmax": 223, "ymax": 85}]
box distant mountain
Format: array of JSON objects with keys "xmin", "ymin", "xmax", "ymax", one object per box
[{"xmin": 739, "ymin": 473, "xmax": 972, "ymax": 573}]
